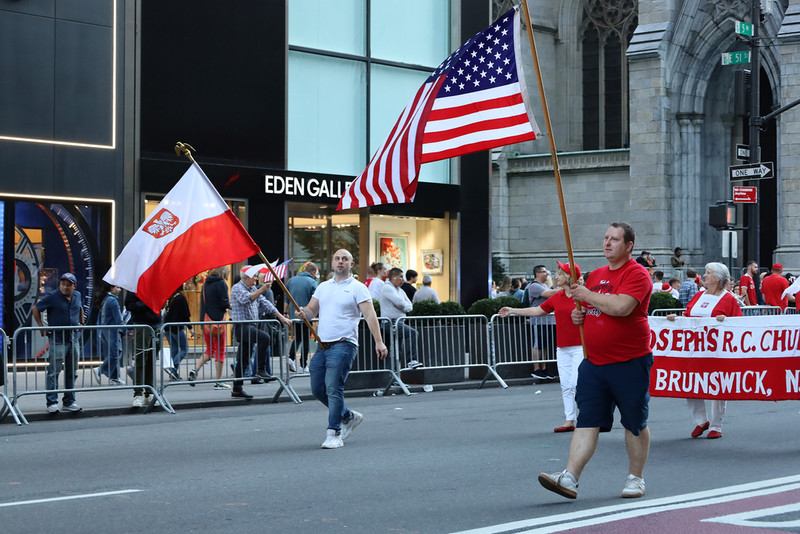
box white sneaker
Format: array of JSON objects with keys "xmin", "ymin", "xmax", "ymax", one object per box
[
  {"xmin": 302, "ymin": 366, "xmax": 310, "ymax": 373},
  {"xmin": 92, "ymin": 366, "xmax": 102, "ymax": 385},
  {"xmin": 109, "ymin": 378, "xmax": 126, "ymax": 386},
  {"xmin": 407, "ymin": 360, "xmax": 423, "ymax": 369},
  {"xmin": 62, "ymin": 402, "xmax": 82, "ymax": 412},
  {"xmin": 340, "ymin": 411, "xmax": 363, "ymax": 440},
  {"xmin": 132, "ymin": 395, "xmax": 144, "ymax": 408},
  {"xmin": 287, "ymin": 359, "xmax": 297, "ymax": 373},
  {"xmin": 621, "ymin": 474, "xmax": 646, "ymax": 498},
  {"xmin": 321, "ymin": 429, "xmax": 343, "ymax": 449},
  {"xmin": 538, "ymin": 470, "xmax": 578, "ymax": 499},
  {"xmin": 47, "ymin": 404, "xmax": 59, "ymax": 413}
]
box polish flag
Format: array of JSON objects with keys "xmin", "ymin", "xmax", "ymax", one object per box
[{"xmin": 103, "ymin": 162, "xmax": 259, "ymax": 313}]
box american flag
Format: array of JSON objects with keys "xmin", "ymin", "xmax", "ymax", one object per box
[
  {"xmin": 338, "ymin": 6, "xmax": 539, "ymax": 211},
  {"xmin": 260, "ymin": 258, "xmax": 292, "ymax": 281}
]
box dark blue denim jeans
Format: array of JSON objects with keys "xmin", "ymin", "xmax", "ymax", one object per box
[{"xmin": 309, "ymin": 341, "xmax": 357, "ymax": 431}]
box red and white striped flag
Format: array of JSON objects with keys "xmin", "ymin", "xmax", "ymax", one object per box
[
  {"xmin": 260, "ymin": 258, "xmax": 292, "ymax": 281},
  {"xmin": 103, "ymin": 163, "xmax": 259, "ymax": 312},
  {"xmin": 337, "ymin": 6, "xmax": 539, "ymax": 211}
]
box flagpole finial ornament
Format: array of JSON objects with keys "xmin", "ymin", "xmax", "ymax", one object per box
[{"xmin": 174, "ymin": 142, "xmax": 196, "ymax": 162}]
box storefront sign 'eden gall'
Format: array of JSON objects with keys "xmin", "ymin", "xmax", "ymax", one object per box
[{"xmin": 264, "ymin": 174, "xmax": 353, "ymax": 199}]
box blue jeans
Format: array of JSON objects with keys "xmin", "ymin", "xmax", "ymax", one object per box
[
  {"xmin": 309, "ymin": 341, "xmax": 357, "ymax": 431},
  {"xmin": 99, "ymin": 328, "xmax": 121, "ymax": 379},
  {"xmin": 165, "ymin": 328, "xmax": 187, "ymax": 369},
  {"xmin": 46, "ymin": 337, "xmax": 77, "ymax": 406}
]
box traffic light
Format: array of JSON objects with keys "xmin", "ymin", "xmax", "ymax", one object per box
[{"xmin": 709, "ymin": 202, "xmax": 736, "ymax": 229}]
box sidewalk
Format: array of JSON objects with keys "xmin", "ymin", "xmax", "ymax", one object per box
[{"xmin": 5, "ymin": 367, "xmax": 523, "ymax": 424}]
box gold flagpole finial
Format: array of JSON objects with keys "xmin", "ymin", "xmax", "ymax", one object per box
[{"xmin": 174, "ymin": 142, "xmax": 196, "ymax": 163}]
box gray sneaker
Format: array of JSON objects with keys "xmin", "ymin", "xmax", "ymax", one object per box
[
  {"xmin": 321, "ymin": 429, "xmax": 343, "ymax": 449},
  {"xmin": 538, "ymin": 470, "xmax": 578, "ymax": 499},
  {"xmin": 340, "ymin": 410, "xmax": 363, "ymax": 440},
  {"xmin": 621, "ymin": 474, "xmax": 646, "ymax": 498},
  {"xmin": 47, "ymin": 404, "xmax": 59, "ymax": 413},
  {"xmin": 62, "ymin": 402, "xmax": 82, "ymax": 412}
]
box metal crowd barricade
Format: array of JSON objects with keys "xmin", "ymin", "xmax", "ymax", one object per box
[
  {"xmin": 742, "ymin": 305, "xmax": 782, "ymax": 316},
  {"xmin": 0, "ymin": 328, "xmax": 22, "ymax": 425},
  {"xmin": 784, "ymin": 307, "xmax": 800, "ymax": 315},
  {"xmin": 488, "ymin": 313, "xmax": 557, "ymax": 387},
  {"xmin": 159, "ymin": 319, "xmax": 296, "ymax": 406},
  {"xmin": 650, "ymin": 308, "xmax": 686, "ymax": 317},
  {"xmin": 396, "ymin": 314, "xmax": 503, "ymax": 388},
  {"xmin": 10, "ymin": 324, "xmax": 171, "ymax": 424},
  {"xmin": 285, "ymin": 317, "xmax": 409, "ymax": 402}
]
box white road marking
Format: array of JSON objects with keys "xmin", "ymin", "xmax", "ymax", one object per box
[
  {"xmin": 704, "ymin": 502, "xmax": 800, "ymax": 528},
  {"xmin": 451, "ymin": 474, "xmax": 800, "ymax": 534},
  {"xmin": 0, "ymin": 489, "xmax": 141, "ymax": 508}
]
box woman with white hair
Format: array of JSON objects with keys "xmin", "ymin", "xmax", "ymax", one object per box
[{"xmin": 666, "ymin": 262, "xmax": 742, "ymax": 439}]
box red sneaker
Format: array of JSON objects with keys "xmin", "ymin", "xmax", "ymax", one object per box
[
  {"xmin": 707, "ymin": 430, "xmax": 722, "ymax": 439},
  {"xmin": 691, "ymin": 421, "xmax": 709, "ymax": 438},
  {"xmin": 553, "ymin": 425, "xmax": 575, "ymax": 433}
]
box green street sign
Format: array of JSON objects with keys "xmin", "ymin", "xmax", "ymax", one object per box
[
  {"xmin": 735, "ymin": 21, "xmax": 753, "ymax": 37},
  {"xmin": 722, "ymin": 51, "xmax": 751, "ymax": 65}
]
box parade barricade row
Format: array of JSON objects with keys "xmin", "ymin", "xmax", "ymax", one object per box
[
  {"xmin": 9, "ymin": 324, "xmax": 172, "ymax": 424},
  {"xmin": 0, "ymin": 328, "xmax": 23, "ymax": 425},
  {"xmin": 158, "ymin": 318, "xmax": 297, "ymax": 405},
  {"xmin": 488, "ymin": 313, "xmax": 557, "ymax": 386},
  {"xmin": 284, "ymin": 317, "xmax": 410, "ymax": 403}
]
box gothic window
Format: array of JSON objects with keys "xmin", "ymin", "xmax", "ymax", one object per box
[{"xmin": 581, "ymin": 0, "xmax": 637, "ymax": 150}]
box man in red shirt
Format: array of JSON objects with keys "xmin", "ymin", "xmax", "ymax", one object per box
[
  {"xmin": 538, "ymin": 222, "xmax": 652, "ymax": 500},
  {"xmin": 761, "ymin": 263, "xmax": 793, "ymax": 310},
  {"xmin": 738, "ymin": 261, "xmax": 758, "ymax": 306}
]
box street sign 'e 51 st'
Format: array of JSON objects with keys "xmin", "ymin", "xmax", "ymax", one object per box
[{"xmin": 722, "ymin": 51, "xmax": 751, "ymax": 65}]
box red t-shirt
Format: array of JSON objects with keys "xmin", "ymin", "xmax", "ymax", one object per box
[
  {"xmin": 539, "ymin": 290, "xmax": 581, "ymax": 348},
  {"xmin": 739, "ymin": 274, "xmax": 756, "ymax": 305},
  {"xmin": 683, "ymin": 291, "xmax": 743, "ymax": 318},
  {"xmin": 582, "ymin": 258, "xmax": 652, "ymax": 365},
  {"xmin": 761, "ymin": 273, "xmax": 789, "ymax": 310}
]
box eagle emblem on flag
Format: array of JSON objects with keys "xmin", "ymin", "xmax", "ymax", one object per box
[{"xmin": 145, "ymin": 208, "xmax": 180, "ymax": 238}]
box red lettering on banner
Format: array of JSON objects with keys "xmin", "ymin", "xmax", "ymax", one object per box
[
  {"xmin": 707, "ymin": 328, "xmax": 718, "ymax": 351},
  {"xmin": 658, "ymin": 329, "xmax": 669, "ymax": 351},
  {"xmin": 742, "ymin": 331, "xmax": 754, "ymax": 353},
  {"xmin": 761, "ymin": 331, "xmax": 771, "ymax": 352},
  {"xmin": 672, "ymin": 330, "xmax": 684, "ymax": 350},
  {"xmin": 722, "ymin": 330, "xmax": 734, "ymax": 352}
]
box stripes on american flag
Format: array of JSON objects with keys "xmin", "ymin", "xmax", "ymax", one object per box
[
  {"xmin": 260, "ymin": 258, "xmax": 292, "ymax": 281},
  {"xmin": 338, "ymin": 6, "xmax": 539, "ymax": 211}
]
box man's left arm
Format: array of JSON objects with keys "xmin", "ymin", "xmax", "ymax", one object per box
[{"xmin": 358, "ymin": 300, "xmax": 388, "ymax": 359}]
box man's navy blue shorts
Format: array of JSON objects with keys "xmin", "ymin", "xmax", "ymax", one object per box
[{"xmin": 575, "ymin": 353, "xmax": 653, "ymax": 436}]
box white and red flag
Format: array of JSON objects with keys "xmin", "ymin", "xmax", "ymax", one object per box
[
  {"xmin": 103, "ymin": 162, "xmax": 259, "ymax": 312},
  {"xmin": 337, "ymin": 6, "xmax": 539, "ymax": 211}
]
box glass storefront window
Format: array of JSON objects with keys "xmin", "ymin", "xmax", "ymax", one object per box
[
  {"xmin": 288, "ymin": 51, "xmax": 367, "ymax": 176},
  {"xmin": 288, "ymin": 203, "xmax": 360, "ymax": 279},
  {"xmin": 288, "ymin": 0, "xmax": 365, "ymax": 55},
  {"xmin": 370, "ymin": 0, "xmax": 449, "ymax": 67}
]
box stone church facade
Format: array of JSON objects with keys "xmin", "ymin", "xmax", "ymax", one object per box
[{"xmin": 492, "ymin": 0, "xmax": 800, "ymax": 279}]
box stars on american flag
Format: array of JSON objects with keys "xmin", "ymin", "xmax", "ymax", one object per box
[{"xmin": 430, "ymin": 15, "xmax": 516, "ymax": 97}]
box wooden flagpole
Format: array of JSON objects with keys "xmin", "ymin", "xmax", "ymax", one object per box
[
  {"xmin": 174, "ymin": 142, "xmax": 327, "ymax": 351},
  {"xmin": 516, "ymin": 5, "xmax": 587, "ymax": 357}
]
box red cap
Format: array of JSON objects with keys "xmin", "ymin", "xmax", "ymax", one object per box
[
  {"xmin": 773, "ymin": 263, "xmax": 783, "ymax": 271},
  {"xmin": 557, "ymin": 260, "xmax": 581, "ymax": 280},
  {"xmin": 662, "ymin": 282, "xmax": 671, "ymax": 291}
]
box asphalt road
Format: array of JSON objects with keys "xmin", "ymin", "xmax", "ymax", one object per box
[{"xmin": 1, "ymin": 382, "xmax": 798, "ymax": 533}]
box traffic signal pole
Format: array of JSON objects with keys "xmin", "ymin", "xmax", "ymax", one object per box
[{"xmin": 748, "ymin": 0, "xmax": 761, "ymax": 269}]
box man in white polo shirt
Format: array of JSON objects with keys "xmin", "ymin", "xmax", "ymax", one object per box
[{"xmin": 297, "ymin": 249, "xmax": 388, "ymax": 449}]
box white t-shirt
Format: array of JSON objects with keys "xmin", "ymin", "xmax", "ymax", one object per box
[
  {"xmin": 313, "ymin": 276, "xmax": 372, "ymax": 345},
  {"xmin": 367, "ymin": 278, "xmax": 385, "ymax": 300}
]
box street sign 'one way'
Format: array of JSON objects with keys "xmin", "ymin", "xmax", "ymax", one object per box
[{"xmin": 729, "ymin": 161, "xmax": 774, "ymax": 181}]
